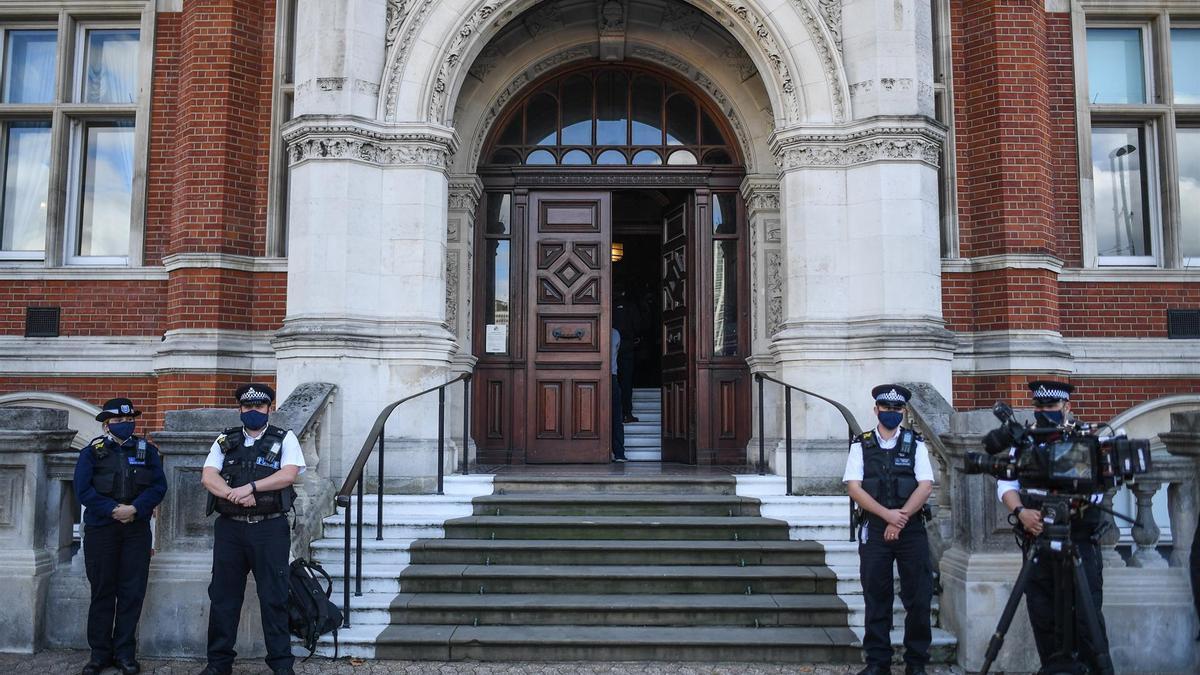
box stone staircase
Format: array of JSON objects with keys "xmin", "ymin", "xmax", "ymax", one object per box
[
  {"xmin": 308, "ymin": 473, "xmax": 956, "ymax": 663},
  {"xmin": 624, "ymin": 387, "xmax": 662, "ymax": 461}
]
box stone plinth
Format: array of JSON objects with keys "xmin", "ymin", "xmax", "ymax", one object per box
[{"xmin": 0, "ymin": 408, "xmax": 76, "ymax": 652}]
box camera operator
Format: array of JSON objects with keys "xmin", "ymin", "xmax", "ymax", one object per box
[
  {"xmin": 844, "ymin": 384, "xmax": 934, "ymax": 675},
  {"xmin": 996, "ymin": 380, "xmax": 1112, "ymax": 672}
]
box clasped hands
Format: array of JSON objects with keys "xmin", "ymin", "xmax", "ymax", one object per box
[
  {"xmin": 882, "ymin": 508, "xmax": 911, "ymax": 542},
  {"xmin": 111, "ymin": 504, "xmax": 137, "ymax": 523},
  {"xmin": 223, "ymin": 483, "xmax": 257, "ymax": 508}
]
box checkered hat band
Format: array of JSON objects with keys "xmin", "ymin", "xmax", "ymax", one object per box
[
  {"xmin": 239, "ymin": 388, "xmax": 270, "ymax": 403},
  {"xmin": 1033, "ymin": 386, "xmax": 1069, "ymax": 400},
  {"xmin": 875, "ymin": 389, "xmax": 907, "ymax": 403}
]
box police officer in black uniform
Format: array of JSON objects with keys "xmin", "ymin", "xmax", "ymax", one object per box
[
  {"xmin": 199, "ymin": 384, "xmax": 305, "ymax": 675},
  {"xmin": 844, "ymin": 384, "xmax": 935, "ymax": 675},
  {"xmin": 73, "ymin": 398, "xmax": 167, "ymax": 675},
  {"xmin": 996, "ymin": 380, "xmax": 1112, "ymax": 673}
]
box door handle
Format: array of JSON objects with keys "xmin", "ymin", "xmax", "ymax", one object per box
[{"xmin": 553, "ymin": 328, "xmax": 585, "ymax": 340}]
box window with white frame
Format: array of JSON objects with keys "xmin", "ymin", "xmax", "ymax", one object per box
[
  {"xmin": 1082, "ymin": 17, "xmax": 1200, "ymax": 268},
  {"xmin": 267, "ymin": 0, "xmax": 297, "ymax": 257},
  {"xmin": 0, "ymin": 13, "xmax": 147, "ymax": 266}
]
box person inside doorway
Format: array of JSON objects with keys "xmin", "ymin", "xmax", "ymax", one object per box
[
  {"xmin": 610, "ymin": 327, "xmax": 626, "ymax": 463},
  {"xmin": 613, "ymin": 285, "xmax": 644, "ymax": 423}
]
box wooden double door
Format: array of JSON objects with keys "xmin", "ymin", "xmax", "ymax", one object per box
[{"xmin": 473, "ymin": 187, "xmax": 750, "ymax": 464}]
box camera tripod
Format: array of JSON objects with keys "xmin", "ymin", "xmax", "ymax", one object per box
[{"xmin": 980, "ymin": 496, "xmax": 1127, "ymax": 675}]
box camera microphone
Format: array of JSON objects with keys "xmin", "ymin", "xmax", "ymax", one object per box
[{"xmin": 982, "ymin": 428, "xmax": 1013, "ymax": 455}]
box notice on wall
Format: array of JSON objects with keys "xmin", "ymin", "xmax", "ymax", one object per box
[{"xmin": 485, "ymin": 324, "xmax": 508, "ymax": 353}]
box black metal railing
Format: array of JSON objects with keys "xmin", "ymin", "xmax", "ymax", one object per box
[
  {"xmin": 333, "ymin": 373, "xmax": 471, "ymax": 628},
  {"xmin": 754, "ymin": 372, "xmax": 863, "ymax": 495}
]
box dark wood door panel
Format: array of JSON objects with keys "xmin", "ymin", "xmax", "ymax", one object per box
[
  {"xmin": 525, "ymin": 191, "xmax": 611, "ymax": 463},
  {"xmin": 661, "ymin": 201, "xmax": 693, "ymax": 463}
]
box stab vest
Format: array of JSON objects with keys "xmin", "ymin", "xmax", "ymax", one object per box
[
  {"xmin": 858, "ymin": 428, "xmax": 921, "ymax": 513},
  {"xmin": 213, "ymin": 425, "xmax": 295, "ymax": 517},
  {"xmin": 89, "ymin": 435, "xmax": 155, "ymax": 504}
]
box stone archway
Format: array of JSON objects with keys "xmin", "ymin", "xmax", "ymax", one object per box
[
  {"xmin": 0, "ymin": 392, "xmax": 101, "ymax": 449},
  {"xmin": 379, "ymin": 0, "xmax": 850, "ymax": 127}
]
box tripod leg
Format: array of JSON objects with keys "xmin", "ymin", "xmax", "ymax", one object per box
[
  {"xmin": 981, "ymin": 552, "xmax": 1040, "ymax": 675},
  {"xmin": 1072, "ymin": 555, "xmax": 1114, "ymax": 675}
]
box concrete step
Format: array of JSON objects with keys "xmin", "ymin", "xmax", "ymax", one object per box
[
  {"xmin": 470, "ymin": 494, "xmax": 763, "ymax": 517},
  {"xmin": 491, "ymin": 476, "xmax": 736, "ymax": 495},
  {"xmin": 406, "ymin": 538, "xmax": 830, "ymax": 567},
  {"xmin": 623, "ymin": 421, "xmax": 662, "ymax": 433},
  {"xmin": 624, "ymin": 435, "xmax": 663, "ymax": 447},
  {"xmin": 623, "ymin": 413, "xmax": 662, "ymax": 423},
  {"xmin": 440, "ymin": 515, "xmax": 789, "ymax": 541},
  {"xmin": 318, "ymin": 624, "xmax": 865, "ymax": 662},
  {"xmin": 624, "ymin": 450, "xmax": 663, "ymax": 461}
]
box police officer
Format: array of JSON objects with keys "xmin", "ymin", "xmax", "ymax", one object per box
[
  {"xmin": 843, "ymin": 384, "xmax": 935, "ymax": 675},
  {"xmin": 996, "ymin": 380, "xmax": 1112, "ymax": 672},
  {"xmin": 73, "ymin": 398, "xmax": 167, "ymax": 675},
  {"xmin": 199, "ymin": 384, "xmax": 305, "ymax": 675}
]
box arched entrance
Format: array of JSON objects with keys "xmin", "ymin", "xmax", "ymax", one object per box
[{"xmin": 471, "ymin": 63, "xmax": 751, "ymax": 465}]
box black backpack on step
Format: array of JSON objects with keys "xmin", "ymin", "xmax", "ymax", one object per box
[{"xmin": 287, "ymin": 558, "xmax": 342, "ymax": 659}]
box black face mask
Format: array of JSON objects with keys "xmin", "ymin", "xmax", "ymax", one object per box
[{"xmin": 1033, "ymin": 410, "xmax": 1064, "ymax": 428}]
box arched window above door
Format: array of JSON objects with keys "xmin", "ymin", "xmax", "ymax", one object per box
[{"xmin": 484, "ymin": 65, "xmax": 739, "ymax": 167}]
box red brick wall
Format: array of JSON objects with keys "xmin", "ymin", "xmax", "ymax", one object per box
[
  {"xmin": 0, "ymin": 280, "xmax": 167, "ymax": 336},
  {"xmin": 954, "ymin": 374, "xmax": 1200, "ymax": 423}
]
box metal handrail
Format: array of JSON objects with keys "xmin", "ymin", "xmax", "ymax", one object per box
[
  {"xmin": 334, "ymin": 372, "xmax": 472, "ymax": 628},
  {"xmin": 753, "ymin": 372, "xmax": 863, "ymax": 496}
]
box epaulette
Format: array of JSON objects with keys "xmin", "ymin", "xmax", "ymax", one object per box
[
  {"xmin": 89, "ymin": 436, "xmax": 106, "ymax": 449},
  {"xmin": 88, "ymin": 435, "xmax": 110, "ymax": 458},
  {"xmin": 853, "ymin": 430, "xmax": 875, "ymax": 444}
]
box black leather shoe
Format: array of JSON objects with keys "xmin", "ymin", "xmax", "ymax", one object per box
[
  {"xmin": 856, "ymin": 666, "xmax": 890, "ymax": 675},
  {"xmin": 115, "ymin": 660, "xmax": 140, "ymax": 675},
  {"xmin": 81, "ymin": 662, "xmax": 109, "ymax": 675},
  {"xmin": 905, "ymin": 665, "xmax": 928, "ymax": 675}
]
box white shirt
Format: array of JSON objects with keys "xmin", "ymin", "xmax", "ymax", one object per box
[
  {"xmin": 203, "ymin": 427, "xmax": 306, "ymax": 474},
  {"xmin": 842, "ymin": 428, "xmax": 934, "ymax": 483}
]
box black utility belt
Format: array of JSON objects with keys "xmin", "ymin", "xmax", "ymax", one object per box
[{"xmin": 222, "ymin": 512, "xmax": 285, "ymax": 524}]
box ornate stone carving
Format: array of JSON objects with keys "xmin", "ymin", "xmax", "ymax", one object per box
[
  {"xmin": 386, "ymin": 0, "xmax": 414, "ymax": 52},
  {"xmin": 789, "ymin": 0, "xmax": 847, "ymax": 122},
  {"xmin": 468, "ymin": 46, "xmax": 503, "ymax": 82},
  {"xmin": 765, "ymin": 249, "xmax": 783, "ymax": 336},
  {"xmin": 776, "ymin": 125, "xmax": 944, "ymax": 169},
  {"xmin": 743, "ymin": 185, "xmax": 780, "ymax": 214},
  {"xmin": 716, "ymin": 1, "xmax": 799, "ymax": 121},
  {"xmin": 428, "ymin": 4, "xmax": 505, "ymax": 122},
  {"xmin": 383, "ymin": 0, "xmax": 437, "ymax": 121},
  {"xmin": 816, "ymin": 0, "xmax": 842, "ymax": 52},
  {"xmin": 448, "ymin": 182, "xmax": 482, "ymax": 213},
  {"xmin": 662, "ymin": 3, "xmax": 703, "ymax": 38},
  {"xmin": 285, "ymin": 124, "xmax": 456, "ymax": 171},
  {"xmin": 524, "ymin": 3, "xmax": 564, "ymax": 38},
  {"xmin": 446, "ymin": 251, "xmax": 460, "ymax": 333},
  {"xmin": 750, "ymin": 218, "xmax": 759, "ymax": 340},
  {"xmin": 598, "ymin": 0, "xmax": 627, "ymax": 61}
]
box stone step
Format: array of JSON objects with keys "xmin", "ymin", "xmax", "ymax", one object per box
[
  {"xmin": 624, "ymin": 413, "xmax": 662, "ymax": 423},
  {"xmin": 624, "ymin": 435, "xmax": 663, "ymax": 447},
  {"xmin": 407, "ymin": 538, "xmax": 830, "ymax": 566},
  {"xmin": 320, "ymin": 590, "xmax": 937, "ymax": 629},
  {"xmin": 383, "ymin": 592, "xmax": 851, "ymax": 627},
  {"xmin": 441, "ymin": 515, "xmax": 789, "ymax": 541},
  {"xmin": 323, "ymin": 563, "xmax": 837, "ymax": 595},
  {"xmin": 491, "ymin": 476, "xmax": 736, "ymax": 495},
  {"xmin": 470, "ymin": 494, "xmax": 763, "ymax": 517},
  {"xmin": 314, "ymin": 624, "xmax": 957, "ymax": 663},
  {"xmin": 317, "ymin": 624, "xmax": 865, "ymax": 662}
]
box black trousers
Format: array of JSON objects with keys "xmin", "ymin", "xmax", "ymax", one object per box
[
  {"xmin": 84, "ymin": 519, "xmax": 152, "ymax": 664},
  {"xmin": 617, "ymin": 348, "xmax": 635, "ymax": 416},
  {"xmin": 206, "ymin": 515, "xmax": 293, "ymax": 673},
  {"xmin": 858, "ymin": 519, "xmax": 932, "ymax": 667},
  {"xmin": 1025, "ymin": 538, "xmax": 1110, "ymax": 671},
  {"xmin": 611, "ymin": 374, "xmax": 625, "ymax": 458}
]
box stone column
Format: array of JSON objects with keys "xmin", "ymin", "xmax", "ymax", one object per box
[
  {"xmin": 0, "ymin": 408, "xmax": 74, "ymax": 652},
  {"xmin": 769, "ymin": 119, "xmax": 953, "ymax": 492},
  {"xmin": 1161, "ymin": 412, "xmax": 1200, "ymax": 570},
  {"xmin": 742, "ymin": 175, "xmax": 785, "ymax": 473}
]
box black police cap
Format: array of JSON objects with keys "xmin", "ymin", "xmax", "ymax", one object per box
[
  {"xmin": 871, "ymin": 384, "xmax": 912, "ymax": 405},
  {"xmin": 1028, "ymin": 380, "xmax": 1073, "ymax": 403},
  {"xmin": 95, "ymin": 397, "xmax": 142, "ymax": 422},
  {"xmin": 235, "ymin": 383, "xmax": 275, "ymax": 405}
]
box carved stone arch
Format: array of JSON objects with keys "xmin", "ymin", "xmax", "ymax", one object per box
[
  {"xmin": 379, "ymin": 0, "xmax": 850, "ymax": 127},
  {"xmin": 451, "ymin": 38, "xmax": 772, "ymax": 174},
  {"xmin": 0, "ymin": 392, "xmax": 102, "ymax": 449},
  {"xmin": 1107, "ymin": 394, "xmax": 1200, "ymax": 444}
]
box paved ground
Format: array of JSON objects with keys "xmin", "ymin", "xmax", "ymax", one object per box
[{"xmin": 0, "ymin": 650, "xmax": 969, "ymax": 674}]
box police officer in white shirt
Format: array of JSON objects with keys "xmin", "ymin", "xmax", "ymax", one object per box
[
  {"xmin": 198, "ymin": 383, "xmax": 305, "ymax": 675},
  {"xmin": 995, "ymin": 380, "xmax": 1111, "ymax": 673},
  {"xmin": 843, "ymin": 384, "xmax": 935, "ymax": 675}
]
